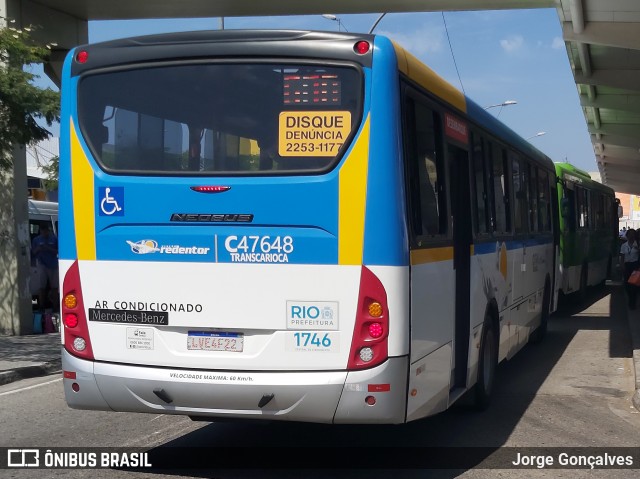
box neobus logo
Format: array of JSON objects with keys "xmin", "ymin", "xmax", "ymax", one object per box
[{"xmin": 170, "ymin": 213, "xmax": 254, "ymax": 223}]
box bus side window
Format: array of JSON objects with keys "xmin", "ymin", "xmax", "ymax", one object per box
[
  {"xmin": 595, "ymin": 193, "xmax": 604, "ymax": 230},
  {"xmin": 598, "ymin": 193, "xmax": 605, "ymax": 230},
  {"xmin": 528, "ymin": 163, "xmax": 539, "ymax": 233},
  {"xmin": 403, "ymin": 95, "xmax": 446, "ymax": 239},
  {"xmin": 576, "ymin": 186, "xmax": 589, "ymax": 229},
  {"xmin": 537, "ymin": 168, "xmax": 551, "ymax": 232},
  {"xmin": 471, "ymin": 131, "xmax": 489, "ymax": 235},
  {"xmin": 511, "ymin": 153, "xmax": 527, "ymax": 234},
  {"xmin": 419, "ymin": 155, "xmax": 440, "ymax": 235},
  {"xmin": 564, "ymin": 185, "xmax": 577, "ymax": 232},
  {"xmin": 491, "ymin": 143, "xmax": 510, "ymax": 234}
]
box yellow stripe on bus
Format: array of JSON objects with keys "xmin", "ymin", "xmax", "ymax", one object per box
[
  {"xmin": 410, "ymin": 245, "xmax": 475, "ymax": 265},
  {"xmin": 410, "ymin": 247, "xmax": 453, "ymax": 265},
  {"xmin": 338, "ymin": 115, "xmax": 370, "ymax": 265},
  {"xmin": 70, "ymin": 121, "xmax": 96, "ymax": 260},
  {"xmin": 393, "ymin": 42, "xmax": 467, "ymax": 114}
]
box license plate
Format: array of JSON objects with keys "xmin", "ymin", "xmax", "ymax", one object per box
[{"xmin": 187, "ymin": 331, "xmax": 243, "ymax": 352}]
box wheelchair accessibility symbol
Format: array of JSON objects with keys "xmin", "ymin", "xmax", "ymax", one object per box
[{"xmin": 99, "ymin": 187, "xmax": 125, "ymax": 216}]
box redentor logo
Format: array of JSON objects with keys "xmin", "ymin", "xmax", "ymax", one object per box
[
  {"xmin": 126, "ymin": 239, "xmax": 159, "ymax": 254},
  {"xmin": 125, "ymin": 240, "xmax": 210, "ymax": 255}
]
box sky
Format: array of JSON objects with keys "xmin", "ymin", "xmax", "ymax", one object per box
[{"xmin": 37, "ymin": 8, "xmax": 598, "ymax": 172}]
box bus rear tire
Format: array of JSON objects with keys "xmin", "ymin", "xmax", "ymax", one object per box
[{"xmin": 473, "ymin": 316, "xmax": 498, "ymax": 411}]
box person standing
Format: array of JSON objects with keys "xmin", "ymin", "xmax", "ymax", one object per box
[
  {"xmin": 31, "ymin": 223, "xmax": 59, "ymax": 312},
  {"xmin": 620, "ymin": 228, "xmax": 639, "ymax": 309}
]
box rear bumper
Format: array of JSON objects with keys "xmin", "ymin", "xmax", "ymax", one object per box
[{"xmin": 62, "ymin": 349, "xmax": 408, "ymax": 424}]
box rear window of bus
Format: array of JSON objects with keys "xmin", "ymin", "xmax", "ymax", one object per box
[{"xmin": 77, "ymin": 63, "xmax": 362, "ymax": 175}]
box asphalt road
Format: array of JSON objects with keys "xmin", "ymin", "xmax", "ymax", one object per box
[{"xmin": 1, "ymin": 285, "xmax": 639, "ymax": 478}]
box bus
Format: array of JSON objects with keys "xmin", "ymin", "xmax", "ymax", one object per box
[
  {"xmin": 28, "ymin": 199, "xmax": 58, "ymax": 305},
  {"xmin": 59, "ymin": 30, "xmax": 557, "ymax": 424},
  {"xmin": 28, "ymin": 199, "xmax": 58, "ymax": 236},
  {"xmin": 555, "ymin": 163, "xmax": 618, "ymax": 301}
]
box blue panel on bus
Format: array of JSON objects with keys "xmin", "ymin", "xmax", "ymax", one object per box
[
  {"xmin": 96, "ymin": 225, "xmax": 337, "ymax": 264},
  {"xmin": 58, "ymin": 49, "xmax": 78, "ymax": 260},
  {"xmin": 362, "ymin": 36, "xmax": 409, "ymax": 267},
  {"xmin": 90, "ymin": 169, "xmax": 341, "ymax": 262}
]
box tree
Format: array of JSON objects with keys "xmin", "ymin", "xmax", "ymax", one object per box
[
  {"xmin": 41, "ymin": 154, "xmax": 58, "ymax": 190},
  {"xmin": 0, "ymin": 20, "xmax": 60, "ymax": 171}
]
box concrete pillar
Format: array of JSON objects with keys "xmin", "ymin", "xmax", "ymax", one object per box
[
  {"xmin": 12, "ymin": 144, "xmax": 32, "ymax": 335},
  {"xmin": 0, "ymin": 0, "xmax": 32, "ymax": 334},
  {"xmin": 0, "ymin": 145, "xmax": 32, "ymax": 335}
]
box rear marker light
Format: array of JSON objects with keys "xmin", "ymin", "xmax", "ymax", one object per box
[
  {"xmin": 73, "ymin": 337, "xmax": 86, "ymax": 352},
  {"xmin": 368, "ymin": 384, "xmax": 390, "ymax": 392},
  {"xmin": 63, "ymin": 371, "xmax": 76, "ymax": 380},
  {"xmin": 63, "ymin": 294, "xmax": 77, "ymax": 309},
  {"xmin": 359, "ymin": 347, "xmax": 374, "ymax": 362},
  {"xmin": 75, "ymin": 50, "xmax": 88, "ymax": 63},
  {"xmin": 365, "ymin": 395, "xmax": 376, "ymax": 406},
  {"xmin": 354, "ymin": 41, "xmax": 370, "ymax": 55},
  {"xmin": 72, "ymin": 383, "xmax": 80, "ymax": 392},
  {"xmin": 64, "ymin": 314, "xmax": 78, "ymax": 328}
]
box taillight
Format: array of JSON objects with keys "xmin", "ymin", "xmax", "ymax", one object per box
[
  {"xmin": 64, "ymin": 313, "xmax": 78, "ymax": 328},
  {"xmin": 347, "ymin": 266, "xmax": 389, "ymax": 370},
  {"xmin": 62, "ymin": 261, "xmax": 94, "ymax": 360},
  {"xmin": 369, "ymin": 322, "xmax": 384, "ymax": 338}
]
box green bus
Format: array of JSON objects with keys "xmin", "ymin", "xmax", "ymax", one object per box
[{"xmin": 555, "ymin": 162, "xmax": 618, "ymax": 301}]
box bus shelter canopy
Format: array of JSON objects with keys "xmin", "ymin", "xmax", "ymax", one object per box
[{"xmin": 16, "ymin": 0, "xmax": 640, "ymax": 194}]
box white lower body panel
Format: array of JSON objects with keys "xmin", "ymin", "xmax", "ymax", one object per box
[{"xmin": 62, "ymin": 350, "xmax": 409, "ymax": 424}]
